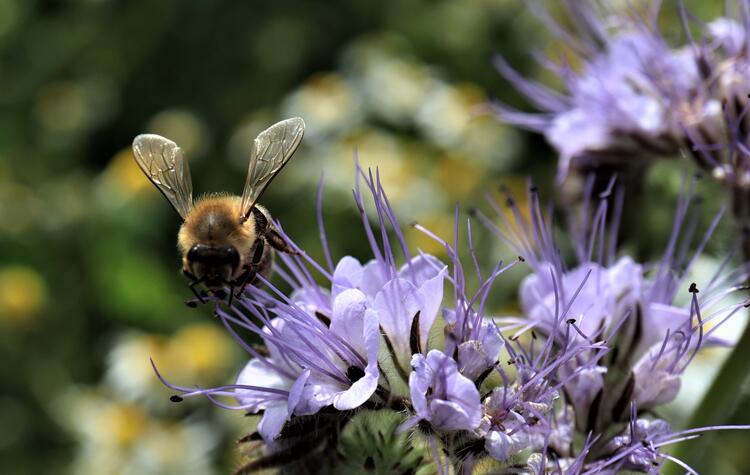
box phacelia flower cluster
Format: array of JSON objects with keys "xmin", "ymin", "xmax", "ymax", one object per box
[
  {"xmin": 492, "ymin": 1, "xmax": 750, "ymax": 207},
  {"xmin": 153, "ymin": 165, "xmax": 749, "ymax": 474}
]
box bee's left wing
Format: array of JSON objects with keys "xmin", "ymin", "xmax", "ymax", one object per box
[
  {"xmin": 240, "ymin": 117, "xmax": 305, "ymax": 221},
  {"xmin": 132, "ymin": 134, "xmax": 194, "ymax": 220}
]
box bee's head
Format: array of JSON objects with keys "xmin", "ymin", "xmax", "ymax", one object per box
[{"xmin": 186, "ymin": 243, "xmax": 240, "ymax": 288}]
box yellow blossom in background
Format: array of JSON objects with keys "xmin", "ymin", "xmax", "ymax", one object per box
[
  {"xmin": 64, "ymin": 390, "xmax": 148, "ymax": 449},
  {"xmin": 0, "ymin": 266, "xmax": 48, "ymax": 327},
  {"xmin": 169, "ymin": 323, "xmax": 235, "ymax": 378},
  {"xmin": 99, "ymin": 147, "xmax": 152, "ymax": 199}
]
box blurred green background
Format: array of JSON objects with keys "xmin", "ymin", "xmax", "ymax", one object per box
[{"xmin": 1, "ymin": 0, "xmax": 748, "ymax": 473}]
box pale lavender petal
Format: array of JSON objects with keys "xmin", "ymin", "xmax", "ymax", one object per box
[
  {"xmin": 332, "ymin": 256, "xmax": 364, "ymax": 298},
  {"xmin": 374, "ymin": 278, "xmax": 423, "ymax": 360},
  {"xmin": 330, "ymin": 288, "xmax": 368, "ymax": 355},
  {"xmin": 361, "ymin": 260, "xmax": 389, "ymax": 298},
  {"xmin": 417, "ymin": 266, "xmax": 447, "ymax": 349},
  {"xmin": 410, "ymin": 350, "xmax": 482, "ymax": 432},
  {"xmin": 332, "ymin": 310, "xmax": 380, "ymax": 410},
  {"xmin": 409, "ymin": 353, "xmax": 431, "ymax": 418},
  {"xmin": 430, "ymin": 399, "xmax": 480, "ymax": 431},
  {"xmin": 632, "ymin": 346, "xmax": 682, "ymax": 408},
  {"xmin": 258, "ymin": 403, "xmax": 289, "ymax": 443},
  {"xmin": 287, "ymin": 369, "xmax": 311, "ymax": 417},
  {"xmin": 235, "ymin": 359, "xmax": 290, "ymax": 410}
]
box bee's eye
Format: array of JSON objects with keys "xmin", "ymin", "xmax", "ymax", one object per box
[{"xmin": 188, "ymin": 244, "xmax": 240, "ymax": 270}]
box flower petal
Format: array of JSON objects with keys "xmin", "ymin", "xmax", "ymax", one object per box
[
  {"xmin": 332, "ymin": 256, "xmax": 364, "ymax": 299},
  {"xmin": 258, "ymin": 403, "xmax": 289, "ymax": 443}
]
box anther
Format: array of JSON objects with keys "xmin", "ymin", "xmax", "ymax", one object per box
[{"xmin": 170, "ymin": 395, "xmax": 184, "ymax": 403}]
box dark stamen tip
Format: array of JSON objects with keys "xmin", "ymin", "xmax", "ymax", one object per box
[
  {"xmin": 409, "ymin": 221, "xmax": 419, "ymax": 228},
  {"xmin": 467, "ymin": 207, "xmax": 478, "ymax": 217},
  {"xmin": 529, "ymin": 184, "xmax": 538, "ymax": 193},
  {"xmin": 689, "ymin": 282, "xmax": 699, "ymax": 294},
  {"xmin": 170, "ymin": 395, "xmax": 184, "ymax": 403},
  {"xmin": 566, "ymin": 318, "xmax": 576, "ymax": 324},
  {"xmin": 315, "ymin": 311, "xmax": 331, "ymax": 327},
  {"xmin": 185, "ymin": 301, "xmax": 198, "ymax": 308},
  {"xmin": 518, "ymin": 255, "xmax": 526, "ymax": 262}
]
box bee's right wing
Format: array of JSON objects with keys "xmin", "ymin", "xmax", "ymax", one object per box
[
  {"xmin": 240, "ymin": 118, "xmax": 305, "ymax": 221},
  {"xmin": 132, "ymin": 134, "xmax": 194, "ymax": 220}
]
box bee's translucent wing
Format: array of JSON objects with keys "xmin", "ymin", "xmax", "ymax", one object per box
[
  {"xmin": 132, "ymin": 134, "xmax": 194, "ymax": 220},
  {"xmin": 240, "ymin": 117, "xmax": 305, "ymax": 220}
]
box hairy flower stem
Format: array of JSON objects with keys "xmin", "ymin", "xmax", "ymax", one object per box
[{"xmin": 670, "ymin": 193, "xmax": 750, "ymax": 472}]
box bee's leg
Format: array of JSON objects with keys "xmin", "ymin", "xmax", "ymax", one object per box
[
  {"xmin": 265, "ymin": 228, "xmax": 299, "ymax": 255},
  {"xmin": 186, "ymin": 281, "xmax": 207, "ymax": 307},
  {"xmin": 183, "ymin": 270, "xmax": 207, "ymax": 307},
  {"xmin": 235, "ymin": 264, "xmax": 257, "ymax": 298},
  {"xmin": 234, "ymin": 239, "xmax": 264, "ymax": 298},
  {"xmin": 227, "ymin": 284, "xmax": 235, "ymax": 307}
]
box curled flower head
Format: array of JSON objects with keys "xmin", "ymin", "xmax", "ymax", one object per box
[
  {"xmin": 490, "ymin": 0, "xmax": 750, "ymax": 212},
  {"xmin": 492, "ymin": 2, "xmax": 696, "ymax": 184}
]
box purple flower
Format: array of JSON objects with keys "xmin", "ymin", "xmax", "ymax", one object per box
[
  {"xmin": 454, "ymin": 319, "xmax": 504, "ymax": 381},
  {"xmin": 332, "ymin": 253, "xmax": 446, "ymax": 372},
  {"xmin": 492, "ymin": 3, "xmax": 694, "ymax": 182},
  {"xmin": 407, "ymin": 349, "xmax": 482, "ymax": 432},
  {"xmin": 519, "ymin": 257, "xmax": 644, "ymax": 343},
  {"xmin": 493, "ymin": 1, "xmax": 750, "ymax": 212},
  {"xmin": 601, "ymin": 417, "xmax": 672, "ymax": 474},
  {"xmin": 474, "ymin": 177, "xmax": 749, "ymax": 451},
  {"xmin": 222, "ymin": 285, "xmax": 381, "ymax": 442}
]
